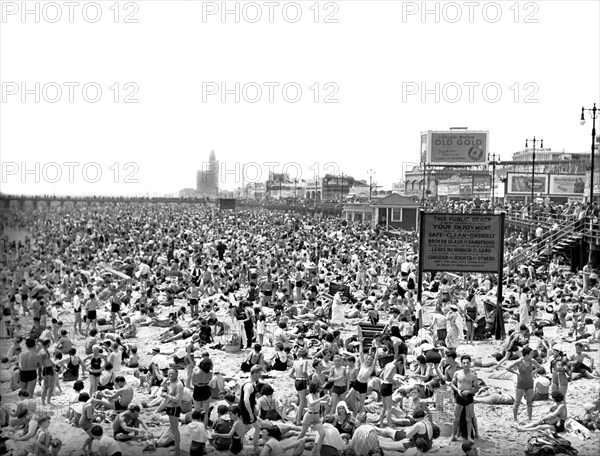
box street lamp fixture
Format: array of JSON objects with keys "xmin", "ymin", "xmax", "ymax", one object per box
[
  {"xmin": 525, "ymin": 137, "xmax": 543, "ymax": 204},
  {"xmin": 488, "ymin": 153, "xmax": 500, "ymax": 204},
  {"xmin": 580, "ymin": 103, "xmax": 598, "ymax": 204},
  {"xmin": 367, "ymin": 169, "xmax": 375, "ymax": 200}
]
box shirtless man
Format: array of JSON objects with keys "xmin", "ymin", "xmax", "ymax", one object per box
[
  {"xmin": 345, "ymin": 339, "xmax": 379, "ymax": 412},
  {"xmin": 290, "ymin": 348, "xmax": 311, "ymax": 425},
  {"xmin": 570, "ymin": 342, "xmax": 598, "ymax": 379},
  {"xmin": 85, "ymin": 293, "xmax": 98, "ymax": 336},
  {"xmin": 379, "ymin": 356, "xmax": 405, "ymax": 427},
  {"xmin": 93, "ymin": 376, "xmax": 134, "ymax": 410},
  {"xmin": 450, "ymin": 354, "xmax": 479, "ymax": 443},
  {"xmin": 19, "ymin": 338, "xmax": 41, "ymax": 397}
]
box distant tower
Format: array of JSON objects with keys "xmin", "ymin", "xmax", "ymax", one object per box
[{"xmin": 196, "ymin": 150, "xmax": 219, "ymax": 197}]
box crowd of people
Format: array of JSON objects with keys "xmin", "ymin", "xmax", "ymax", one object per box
[{"xmin": 0, "ymin": 201, "xmax": 599, "ymax": 456}]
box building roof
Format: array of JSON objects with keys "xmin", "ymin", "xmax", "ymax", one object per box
[{"xmin": 371, "ymin": 193, "xmax": 420, "ymax": 207}]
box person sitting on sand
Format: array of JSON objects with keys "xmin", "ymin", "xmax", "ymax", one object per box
[
  {"xmin": 570, "ymin": 342, "xmax": 599, "ymax": 380},
  {"xmin": 517, "ymin": 391, "xmax": 568, "ymax": 433},
  {"xmin": 376, "ymin": 409, "xmax": 435, "ymax": 453},
  {"xmin": 112, "ymin": 404, "xmax": 151, "ymax": 441},
  {"xmin": 93, "ymin": 375, "xmax": 133, "ymax": 410}
]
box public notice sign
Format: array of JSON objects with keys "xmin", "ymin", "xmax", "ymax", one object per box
[{"xmin": 420, "ymin": 212, "xmax": 503, "ymax": 273}]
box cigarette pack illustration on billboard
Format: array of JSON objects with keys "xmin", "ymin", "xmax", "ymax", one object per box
[{"xmin": 421, "ymin": 130, "xmax": 489, "ymax": 164}]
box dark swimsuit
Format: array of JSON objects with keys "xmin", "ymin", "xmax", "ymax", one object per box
[
  {"xmin": 455, "ymin": 393, "xmax": 474, "ymax": 406},
  {"xmin": 19, "ymin": 369, "xmax": 37, "ymax": 382},
  {"xmin": 90, "ymin": 357, "xmax": 102, "ymax": 377},
  {"xmin": 193, "ymin": 383, "xmax": 212, "ymax": 402},
  {"xmin": 295, "ymin": 378, "xmax": 309, "ymax": 391},
  {"xmin": 64, "ymin": 356, "xmax": 80, "ymax": 381},
  {"xmin": 230, "ymin": 435, "xmax": 243, "ymax": 454}
]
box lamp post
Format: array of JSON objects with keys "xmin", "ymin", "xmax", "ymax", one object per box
[
  {"xmin": 279, "ymin": 175, "xmax": 283, "ymax": 200},
  {"xmin": 580, "ymin": 103, "xmax": 598, "ymax": 204},
  {"xmin": 421, "ymin": 163, "xmax": 426, "ymax": 205},
  {"xmin": 488, "ymin": 153, "xmax": 500, "ymax": 204},
  {"xmin": 339, "ymin": 173, "xmax": 345, "ymax": 203},
  {"xmin": 294, "ymin": 178, "xmax": 298, "ymax": 204},
  {"xmin": 367, "ymin": 168, "xmax": 375, "ymax": 200},
  {"xmin": 525, "ymin": 137, "xmax": 543, "ymax": 204}
]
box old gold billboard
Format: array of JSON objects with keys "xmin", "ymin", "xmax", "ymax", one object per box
[
  {"xmin": 421, "ymin": 213, "xmax": 502, "ymax": 273},
  {"xmin": 421, "ymin": 130, "xmax": 489, "ymax": 164}
]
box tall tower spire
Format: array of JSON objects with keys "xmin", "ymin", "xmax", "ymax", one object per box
[{"xmin": 196, "ymin": 150, "xmax": 219, "ymax": 197}]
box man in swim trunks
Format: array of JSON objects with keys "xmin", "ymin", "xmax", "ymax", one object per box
[
  {"xmin": 450, "ymin": 354, "xmax": 479, "ymax": 443},
  {"xmin": 19, "ymin": 338, "xmax": 41, "ymax": 397}
]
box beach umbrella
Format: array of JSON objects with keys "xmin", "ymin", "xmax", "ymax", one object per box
[{"xmin": 492, "ymin": 302, "xmax": 506, "ymax": 340}]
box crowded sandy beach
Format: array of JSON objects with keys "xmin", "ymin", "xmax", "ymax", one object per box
[{"xmin": 1, "ymin": 201, "xmax": 599, "ymax": 456}]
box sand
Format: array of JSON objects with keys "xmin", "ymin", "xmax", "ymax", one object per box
[{"xmin": 2, "ymin": 297, "xmax": 600, "ymax": 456}]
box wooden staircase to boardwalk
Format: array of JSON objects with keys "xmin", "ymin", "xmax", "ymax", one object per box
[{"xmin": 357, "ymin": 322, "xmax": 386, "ymax": 351}]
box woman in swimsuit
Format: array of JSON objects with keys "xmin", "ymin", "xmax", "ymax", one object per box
[
  {"xmin": 40, "ymin": 339, "xmax": 56, "ymax": 406},
  {"xmin": 84, "ymin": 345, "xmax": 105, "ymax": 397},
  {"xmin": 60, "ymin": 348, "xmax": 85, "ymax": 382},
  {"xmin": 296, "ymin": 381, "xmax": 328, "ymax": 454},
  {"xmin": 411, "ymin": 355, "xmax": 435, "ymax": 383},
  {"xmin": 517, "ymin": 391, "xmax": 568, "ymax": 433},
  {"xmin": 550, "ymin": 347, "xmax": 571, "ymax": 398},
  {"xmin": 98, "ymin": 362, "xmax": 116, "ymax": 392},
  {"xmin": 289, "ymin": 348, "xmax": 310, "ymax": 425},
  {"xmin": 507, "ymin": 346, "xmax": 542, "ymax": 422},
  {"xmin": 212, "ymin": 405, "xmax": 245, "ymax": 456},
  {"xmin": 192, "ymin": 357, "xmax": 213, "ymax": 427},
  {"xmin": 464, "ymin": 294, "xmax": 478, "ymax": 344},
  {"xmin": 241, "ymin": 343, "xmax": 264, "ymax": 373}
]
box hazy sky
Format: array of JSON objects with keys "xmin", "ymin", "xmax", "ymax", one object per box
[{"xmin": 1, "ymin": 0, "xmax": 599, "ymax": 196}]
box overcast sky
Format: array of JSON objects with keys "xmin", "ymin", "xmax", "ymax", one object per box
[{"xmin": 1, "ymin": 0, "xmax": 599, "ymax": 196}]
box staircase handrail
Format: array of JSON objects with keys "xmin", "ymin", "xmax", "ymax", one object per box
[
  {"xmin": 504, "ymin": 216, "xmax": 583, "ymax": 271},
  {"xmin": 504, "ymin": 209, "xmax": 581, "ymax": 230}
]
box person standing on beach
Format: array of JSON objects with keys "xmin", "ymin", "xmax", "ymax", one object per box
[
  {"xmin": 19, "ymin": 338, "xmax": 41, "ymax": 397},
  {"xmin": 450, "ymin": 355, "xmax": 479, "ymax": 443},
  {"xmin": 84, "ymin": 293, "xmax": 98, "ymax": 336},
  {"xmin": 506, "ymin": 346, "xmax": 542, "ymax": 422},
  {"xmin": 238, "ymin": 365, "xmax": 263, "ymax": 455},
  {"xmin": 162, "ymin": 368, "xmax": 184, "ymax": 456}
]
